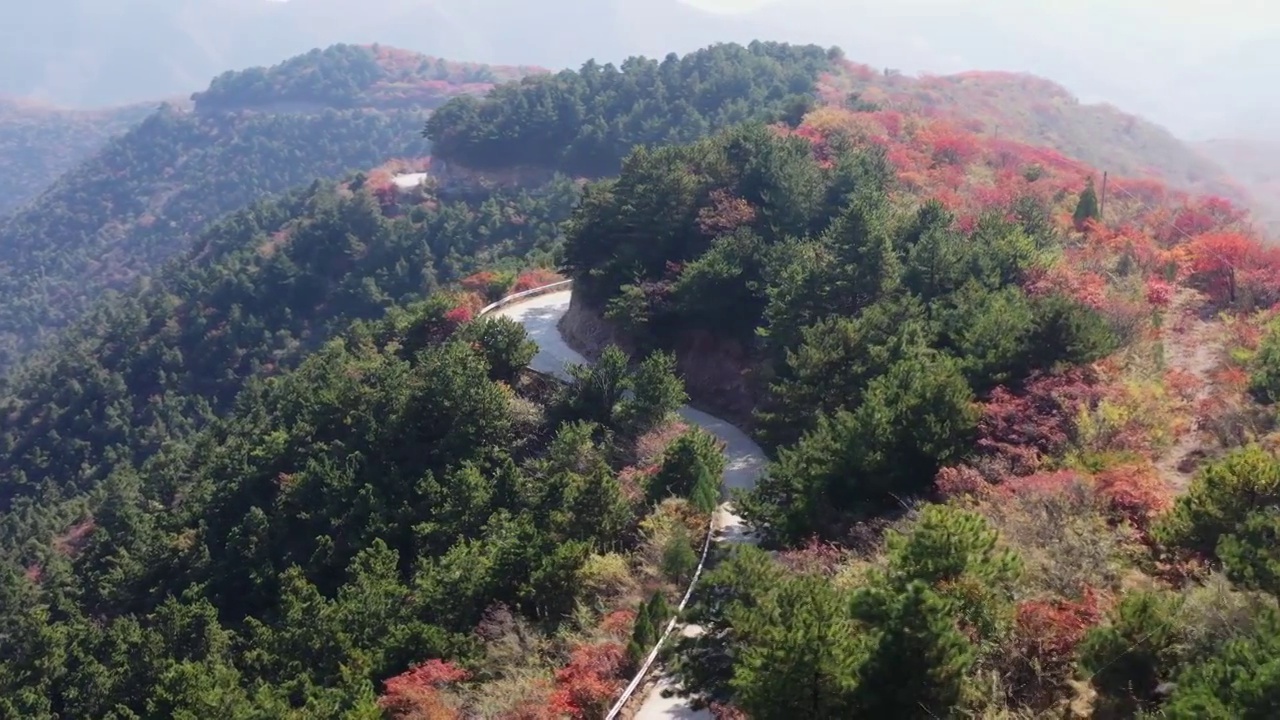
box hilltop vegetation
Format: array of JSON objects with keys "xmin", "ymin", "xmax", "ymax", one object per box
[
  {"xmin": 560, "ymin": 83, "xmax": 1280, "ymax": 716},
  {"xmin": 0, "ymin": 161, "xmax": 710, "ymax": 719},
  {"xmin": 0, "ymin": 290, "xmax": 710, "ymax": 718},
  {"xmin": 0, "ymin": 44, "xmax": 538, "ymax": 373},
  {"xmin": 194, "ymin": 44, "xmax": 543, "ymax": 112},
  {"xmin": 822, "ymin": 63, "xmax": 1249, "ymax": 210},
  {"xmin": 5, "ymin": 37, "xmax": 1280, "ymax": 718},
  {"xmin": 425, "ymin": 41, "xmax": 832, "ymax": 177},
  {"xmin": 0, "ymin": 98, "xmax": 154, "ymax": 214},
  {"xmin": 0, "ymin": 170, "xmax": 576, "ymax": 542}
]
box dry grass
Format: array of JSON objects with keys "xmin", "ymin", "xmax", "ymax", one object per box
[{"xmin": 977, "ymin": 481, "xmax": 1136, "ymax": 598}]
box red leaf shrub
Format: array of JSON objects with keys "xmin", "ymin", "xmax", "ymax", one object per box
[
  {"xmin": 1186, "ymin": 231, "xmax": 1280, "ymax": 308},
  {"xmin": 1009, "ymin": 588, "xmax": 1105, "ymax": 707},
  {"xmin": 1145, "ymin": 278, "xmax": 1174, "ymax": 308},
  {"xmin": 444, "ymin": 305, "xmax": 474, "ymax": 325},
  {"xmin": 976, "ymin": 370, "xmax": 1103, "ymax": 475},
  {"xmin": 460, "ymin": 271, "xmax": 515, "ymax": 303},
  {"xmin": 933, "ymin": 464, "xmax": 992, "ymax": 502},
  {"xmin": 996, "ymin": 470, "xmax": 1090, "ymax": 500},
  {"xmin": 1023, "ymin": 264, "xmax": 1107, "ymax": 310},
  {"xmin": 1094, "ymin": 463, "xmax": 1172, "ymax": 536},
  {"xmin": 547, "ymin": 642, "xmax": 628, "ymax": 720},
  {"xmin": 600, "ymin": 609, "xmax": 638, "ymax": 639},
  {"xmin": 379, "ymin": 659, "xmax": 470, "ymax": 719},
  {"xmin": 511, "ymin": 268, "xmax": 565, "ymax": 293}
]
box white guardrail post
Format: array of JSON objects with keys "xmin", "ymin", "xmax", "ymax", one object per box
[{"xmin": 477, "ymin": 279, "xmax": 719, "ymax": 719}]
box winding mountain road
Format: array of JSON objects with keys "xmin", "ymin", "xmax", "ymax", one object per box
[{"xmin": 494, "ymin": 289, "xmax": 765, "ymax": 718}]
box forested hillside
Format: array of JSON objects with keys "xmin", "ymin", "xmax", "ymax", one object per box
[
  {"xmin": 0, "ymin": 44, "xmax": 537, "ymax": 373},
  {"xmin": 561, "ymin": 90, "xmax": 1280, "ymax": 716},
  {"xmin": 0, "ymin": 169, "xmax": 576, "ymax": 545},
  {"xmin": 822, "ymin": 63, "xmax": 1250, "ymax": 211},
  {"xmin": 0, "ymin": 163, "xmax": 715, "ymax": 718},
  {"xmin": 0, "ymin": 97, "xmax": 154, "ymax": 214},
  {"xmin": 424, "ymin": 41, "xmax": 833, "ymax": 177},
  {"xmin": 5, "ymin": 37, "xmax": 1280, "ymax": 719},
  {"xmin": 194, "ymin": 44, "xmax": 544, "ymax": 112}
]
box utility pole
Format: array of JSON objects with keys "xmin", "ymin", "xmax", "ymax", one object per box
[{"xmin": 1100, "ymin": 171, "xmax": 1108, "ymax": 220}]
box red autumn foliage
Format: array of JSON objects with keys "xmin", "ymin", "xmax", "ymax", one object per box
[
  {"xmin": 976, "ymin": 370, "xmax": 1103, "ymax": 475},
  {"xmin": 923, "ymin": 125, "xmax": 981, "ymax": 166},
  {"xmin": 444, "ymin": 305, "xmax": 474, "ymax": 326},
  {"xmin": 379, "ymin": 659, "xmax": 470, "ymax": 720},
  {"xmin": 547, "ymin": 642, "xmax": 628, "ymax": 720},
  {"xmin": 1223, "ymin": 311, "xmax": 1269, "ymax": 353},
  {"xmin": 1186, "ymin": 231, "xmax": 1280, "ymax": 308},
  {"xmin": 460, "ymin": 271, "xmax": 514, "ymax": 302},
  {"xmin": 1023, "ymin": 264, "xmax": 1107, "ymax": 310},
  {"xmin": 933, "ymin": 464, "xmax": 992, "ymax": 501},
  {"xmin": 710, "ymin": 703, "xmax": 750, "ymax": 720},
  {"xmin": 1094, "ymin": 463, "xmax": 1173, "ymax": 536},
  {"xmin": 995, "ymin": 470, "xmax": 1090, "ymax": 500},
  {"xmin": 600, "ymin": 609, "xmax": 639, "ymax": 639},
  {"xmin": 1011, "ymin": 588, "xmax": 1105, "ymax": 705},
  {"xmin": 696, "ymin": 188, "xmax": 758, "ymax": 236},
  {"xmin": 1163, "ymin": 368, "xmax": 1203, "ymax": 403},
  {"xmin": 1145, "ymin": 278, "xmax": 1174, "ymax": 308},
  {"xmin": 511, "ymin": 268, "xmax": 565, "ymax": 293},
  {"xmin": 777, "ymin": 536, "xmax": 848, "ymax": 576},
  {"xmin": 1211, "ymin": 365, "xmax": 1251, "ymax": 392},
  {"xmin": 616, "ymin": 465, "xmax": 655, "ymax": 504}
]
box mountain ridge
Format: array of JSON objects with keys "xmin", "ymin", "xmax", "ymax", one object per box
[{"xmin": 0, "ymin": 43, "xmax": 538, "ymax": 372}]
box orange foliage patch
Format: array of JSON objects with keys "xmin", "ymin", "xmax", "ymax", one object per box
[
  {"xmin": 996, "ymin": 470, "xmax": 1092, "ymax": 500},
  {"xmin": 379, "ymin": 659, "xmax": 470, "ymax": 720},
  {"xmin": 600, "ymin": 609, "xmax": 638, "ymax": 639},
  {"xmin": 1012, "ymin": 586, "xmax": 1106, "ymax": 703},
  {"xmin": 1094, "ymin": 463, "xmax": 1173, "ymax": 535},
  {"xmin": 511, "ymin": 268, "xmax": 565, "ymax": 294},
  {"xmin": 547, "ymin": 642, "xmax": 628, "ymax": 720},
  {"xmin": 1186, "ymin": 231, "xmax": 1280, "ymax": 308}
]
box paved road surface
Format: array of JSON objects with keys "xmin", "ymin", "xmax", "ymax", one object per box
[{"xmin": 495, "ymin": 290, "xmax": 765, "ymax": 719}]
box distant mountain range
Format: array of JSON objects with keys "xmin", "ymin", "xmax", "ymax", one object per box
[
  {"xmin": 0, "ymin": 44, "xmax": 534, "ymax": 370},
  {"xmin": 0, "ymin": 98, "xmax": 160, "ymax": 215},
  {"xmin": 0, "ymin": 0, "xmax": 1270, "ymax": 141}
]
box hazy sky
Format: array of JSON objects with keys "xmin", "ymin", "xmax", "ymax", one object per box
[
  {"xmin": 686, "ymin": 0, "xmax": 1276, "ymax": 47},
  {"xmin": 678, "ymin": 0, "xmax": 1277, "ymax": 139}
]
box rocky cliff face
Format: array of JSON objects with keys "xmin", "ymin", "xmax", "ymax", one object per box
[{"xmin": 558, "ymin": 290, "xmax": 759, "ymax": 427}]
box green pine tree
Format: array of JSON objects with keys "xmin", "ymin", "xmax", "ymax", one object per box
[
  {"xmin": 852, "ymin": 581, "xmax": 977, "ymax": 718},
  {"xmin": 662, "ymin": 527, "xmax": 700, "ymax": 585},
  {"xmin": 690, "ymin": 462, "xmax": 720, "ymax": 514},
  {"xmin": 731, "ymin": 573, "xmax": 864, "ymax": 718},
  {"xmin": 645, "ymin": 590, "xmax": 671, "ymax": 635},
  {"xmin": 632, "ymin": 602, "xmax": 656, "ymax": 649},
  {"xmin": 1073, "ymin": 176, "xmax": 1100, "ymax": 227}
]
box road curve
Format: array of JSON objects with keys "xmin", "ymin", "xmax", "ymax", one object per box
[{"xmin": 494, "ymin": 290, "xmax": 765, "ymax": 718}]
